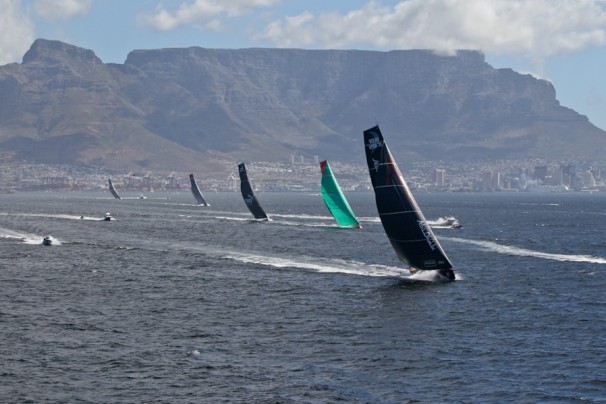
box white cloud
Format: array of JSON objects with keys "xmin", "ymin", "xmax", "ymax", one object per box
[
  {"xmin": 259, "ymin": 0, "xmax": 606, "ymax": 59},
  {"xmin": 34, "ymin": 0, "xmax": 91, "ymax": 20},
  {"xmin": 0, "ymin": 0, "xmax": 36, "ymax": 65},
  {"xmin": 139, "ymin": 0, "xmax": 281, "ymax": 31}
]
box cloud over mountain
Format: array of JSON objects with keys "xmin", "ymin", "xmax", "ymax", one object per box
[{"xmin": 260, "ymin": 0, "xmax": 606, "ymax": 62}]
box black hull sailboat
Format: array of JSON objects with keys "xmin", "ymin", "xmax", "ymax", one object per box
[
  {"xmin": 363, "ymin": 125, "xmax": 455, "ymax": 281},
  {"xmin": 238, "ymin": 163, "xmax": 269, "ymax": 220},
  {"xmin": 189, "ymin": 174, "xmax": 210, "ymax": 206},
  {"xmin": 108, "ymin": 179, "xmax": 121, "ymax": 200}
]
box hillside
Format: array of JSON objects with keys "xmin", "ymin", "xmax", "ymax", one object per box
[{"xmin": 0, "ymin": 38, "xmax": 604, "ymax": 175}]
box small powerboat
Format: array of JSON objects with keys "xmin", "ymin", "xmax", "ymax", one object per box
[
  {"xmin": 42, "ymin": 235, "xmax": 53, "ymax": 246},
  {"xmin": 440, "ymin": 216, "xmax": 462, "ymax": 229},
  {"xmin": 104, "ymin": 212, "xmax": 112, "ymax": 221}
]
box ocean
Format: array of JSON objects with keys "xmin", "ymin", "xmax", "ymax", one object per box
[{"xmin": 1, "ymin": 191, "xmax": 605, "ymax": 402}]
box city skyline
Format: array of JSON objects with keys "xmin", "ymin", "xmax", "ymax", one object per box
[{"xmin": 1, "ymin": 157, "xmax": 605, "ymax": 193}]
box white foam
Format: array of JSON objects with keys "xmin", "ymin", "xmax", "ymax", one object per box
[
  {"xmin": 215, "ymin": 216, "xmax": 251, "ymax": 222},
  {"xmin": 0, "ymin": 226, "xmax": 62, "ymax": 245},
  {"xmin": 0, "ymin": 226, "xmax": 32, "ymax": 240},
  {"xmin": 1, "ymin": 212, "xmax": 107, "ymax": 221},
  {"xmin": 23, "ymin": 236, "xmax": 62, "ymax": 246},
  {"xmin": 144, "ymin": 240, "xmax": 451, "ymax": 282},
  {"xmin": 444, "ymin": 236, "xmax": 606, "ymax": 265},
  {"xmin": 269, "ymin": 213, "xmax": 333, "ymax": 220},
  {"xmin": 358, "ymin": 217, "xmax": 381, "ymax": 223},
  {"xmin": 221, "ymin": 251, "xmax": 407, "ymax": 278}
]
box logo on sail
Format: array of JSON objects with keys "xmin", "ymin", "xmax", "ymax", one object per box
[
  {"xmin": 417, "ymin": 220, "xmax": 437, "ymax": 250},
  {"xmin": 244, "ymin": 194, "xmax": 255, "ymax": 206},
  {"xmin": 372, "ymin": 158, "xmax": 380, "ymax": 172},
  {"xmin": 367, "ymin": 133, "xmax": 382, "ymax": 150}
]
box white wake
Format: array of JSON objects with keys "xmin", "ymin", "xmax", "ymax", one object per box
[
  {"xmin": 220, "ymin": 250, "xmax": 407, "ymax": 278},
  {"xmin": 0, "ymin": 226, "xmax": 62, "ymax": 245},
  {"xmin": 444, "ymin": 236, "xmax": 606, "ymax": 264}
]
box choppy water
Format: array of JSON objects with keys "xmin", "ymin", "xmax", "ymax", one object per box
[{"xmin": 1, "ymin": 191, "xmax": 605, "ymax": 402}]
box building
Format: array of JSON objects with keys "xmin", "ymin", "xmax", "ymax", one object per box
[{"xmin": 434, "ymin": 169, "xmax": 446, "ymax": 187}]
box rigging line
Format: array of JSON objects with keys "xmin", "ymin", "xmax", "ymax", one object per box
[{"xmin": 379, "ymin": 210, "xmax": 417, "ymax": 215}]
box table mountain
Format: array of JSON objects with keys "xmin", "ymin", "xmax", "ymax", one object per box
[{"xmin": 0, "ymin": 38, "xmax": 604, "ymax": 175}]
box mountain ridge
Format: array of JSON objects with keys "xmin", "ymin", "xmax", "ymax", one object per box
[{"xmin": 0, "ymin": 38, "xmax": 604, "ymax": 175}]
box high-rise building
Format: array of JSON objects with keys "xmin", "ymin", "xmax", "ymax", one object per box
[
  {"xmin": 534, "ymin": 166, "xmax": 548, "ymax": 183},
  {"xmin": 482, "ymin": 171, "xmax": 501, "ymax": 191},
  {"xmin": 434, "ymin": 169, "xmax": 445, "ymax": 187}
]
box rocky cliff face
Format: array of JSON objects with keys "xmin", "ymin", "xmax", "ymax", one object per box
[{"xmin": 0, "ymin": 39, "xmax": 604, "ymax": 174}]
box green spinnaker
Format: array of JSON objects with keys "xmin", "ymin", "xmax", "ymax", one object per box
[{"xmin": 320, "ymin": 160, "xmax": 360, "ymax": 228}]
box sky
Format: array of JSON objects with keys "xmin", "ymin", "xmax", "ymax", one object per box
[{"xmin": 1, "ymin": 0, "xmax": 606, "ymax": 130}]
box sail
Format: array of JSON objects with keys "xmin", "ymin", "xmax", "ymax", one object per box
[
  {"xmin": 189, "ymin": 174, "xmax": 209, "ymax": 206},
  {"xmin": 238, "ymin": 163, "xmax": 269, "ymax": 220},
  {"xmin": 363, "ymin": 125, "xmax": 453, "ymax": 272},
  {"xmin": 108, "ymin": 179, "xmax": 121, "ymax": 200},
  {"xmin": 319, "ymin": 160, "xmax": 360, "ymax": 228}
]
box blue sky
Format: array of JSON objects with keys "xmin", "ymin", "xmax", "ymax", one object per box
[{"xmin": 2, "ymin": 0, "xmax": 606, "ymax": 130}]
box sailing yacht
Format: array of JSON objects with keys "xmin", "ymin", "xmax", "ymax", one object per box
[
  {"xmin": 319, "ymin": 160, "xmax": 360, "ymax": 228},
  {"xmin": 238, "ymin": 163, "xmax": 269, "ymax": 220},
  {"xmin": 108, "ymin": 179, "xmax": 121, "ymax": 200},
  {"xmin": 363, "ymin": 125, "xmax": 455, "ymax": 281},
  {"xmin": 189, "ymin": 174, "xmax": 210, "ymax": 206}
]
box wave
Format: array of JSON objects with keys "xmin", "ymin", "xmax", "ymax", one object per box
[{"xmin": 444, "ymin": 236, "xmax": 606, "ymax": 264}]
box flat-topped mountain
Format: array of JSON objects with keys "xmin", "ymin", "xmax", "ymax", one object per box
[{"xmin": 0, "ymin": 38, "xmax": 604, "ymax": 174}]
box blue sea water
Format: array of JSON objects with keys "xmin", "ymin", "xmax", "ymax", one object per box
[{"xmin": 0, "ymin": 191, "xmax": 605, "ymax": 402}]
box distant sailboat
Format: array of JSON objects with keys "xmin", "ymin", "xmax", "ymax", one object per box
[
  {"xmin": 238, "ymin": 163, "xmax": 269, "ymax": 220},
  {"xmin": 363, "ymin": 125, "xmax": 455, "ymax": 281},
  {"xmin": 189, "ymin": 174, "xmax": 210, "ymax": 206},
  {"xmin": 108, "ymin": 179, "xmax": 121, "ymax": 200},
  {"xmin": 319, "ymin": 160, "xmax": 360, "ymax": 228}
]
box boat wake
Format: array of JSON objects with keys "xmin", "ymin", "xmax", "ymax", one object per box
[
  {"xmin": 220, "ymin": 250, "xmax": 408, "ymax": 278},
  {"xmin": 269, "ymin": 213, "xmax": 333, "ymax": 220},
  {"xmin": 444, "ymin": 236, "xmax": 606, "ymax": 264},
  {"xmin": 426, "ymin": 216, "xmax": 462, "ymax": 229},
  {"xmin": 0, "ymin": 226, "xmax": 62, "ymax": 245},
  {"xmin": 127, "ymin": 239, "xmax": 452, "ymax": 282},
  {"xmin": 209, "ymin": 213, "xmax": 340, "ymax": 228},
  {"xmin": 358, "ymin": 216, "xmax": 461, "ymax": 229},
  {"xmin": 0, "ymin": 226, "xmax": 33, "ymax": 240},
  {"xmin": 2, "ymin": 212, "xmax": 111, "ymax": 221},
  {"xmin": 215, "ymin": 216, "xmax": 253, "ymax": 222},
  {"xmin": 271, "ymin": 220, "xmax": 343, "ymax": 228}
]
